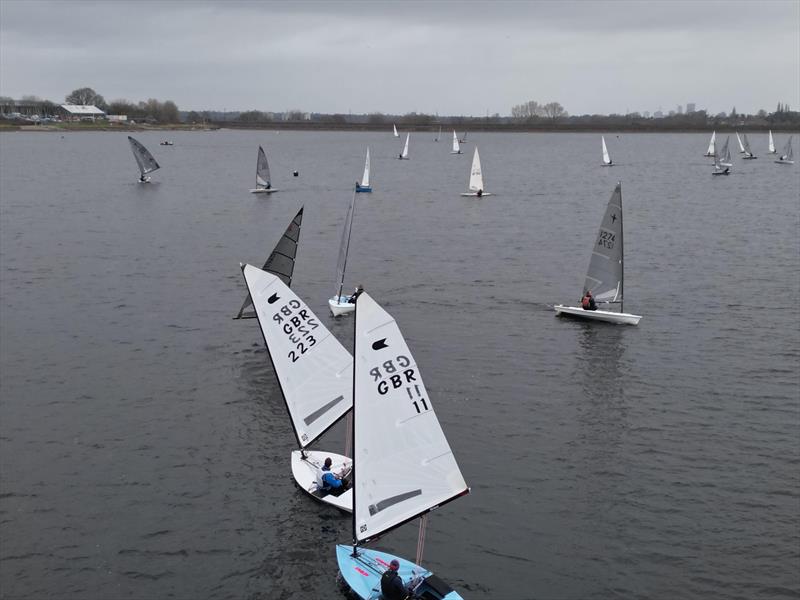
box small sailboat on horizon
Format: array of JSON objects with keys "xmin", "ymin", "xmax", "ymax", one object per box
[
  {"xmin": 393, "ymin": 124, "xmax": 399, "ymax": 138},
  {"xmin": 775, "ymin": 136, "xmax": 794, "ymax": 165},
  {"xmin": 250, "ymin": 145, "xmax": 278, "ymax": 193},
  {"xmin": 768, "ymin": 130, "xmax": 777, "ymax": 154},
  {"xmin": 712, "ymin": 139, "xmax": 731, "ymax": 176},
  {"xmin": 450, "ymin": 130, "xmax": 462, "ymax": 154},
  {"xmin": 459, "ymin": 131, "xmax": 468, "ymax": 143},
  {"xmin": 460, "ymin": 146, "xmax": 492, "ymax": 197},
  {"xmin": 704, "ymin": 131, "xmax": 716, "ymax": 157},
  {"xmin": 718, "ymin": 136, "xmax": 733, "ymax": 169},
  {"xmin": 741, "ymin": 133, "xmax": 757, "ymax": 159},
  {"xmin": 601, "ymin": 135, "xmax": 614, "ymax": 166},
  {"xmin": 434, "ymin": 126, "xmax": 442, "ymax": 142},
  {"xmin": 736, "ymin": 132, "xmax": 746, "ymax": 154},
  {"xmin": 128, "ymin": 136, "xmax": 160, "ymax": 183},
  {"xmin": 398, "ymin": 133, "xmax": 410, "ymax": 160},
  {"xmin": 355, "ymin": 147, "xmax": 372, "ymax": 193}
]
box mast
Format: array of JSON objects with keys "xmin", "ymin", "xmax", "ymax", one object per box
[
  {"xmin": 351, "ymin": 292, "xmax": 359, "ymax": 554},
  {"xmin": 619, "ymin": 181, "xmax": 624, "ymax": 314}
]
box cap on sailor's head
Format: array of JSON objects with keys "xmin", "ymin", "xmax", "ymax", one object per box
[{"xmin": 389, "ymin": 559, "xmax": 400, "ymax": 570}]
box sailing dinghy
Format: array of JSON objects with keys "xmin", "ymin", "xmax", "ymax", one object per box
[
  {"xmin": 554, "ymin": 182, "xmax": 642, "ymax": 325},
  {"xmin": 712, "ymin": 142, "xmax": 731, "ymax": 176},
  {"xmin": 736, "ymin": 132, "xmax": 746, "ymax": 154},
  {"xmin": 128, "ymin": 136, "xmax": 160, "ymax": 183},
  {"xmin": 741, "ymin": 133, "xmax": 757, "ymax": 159},
  {"xmin": 241, "ymin": 263, "xmax": 354, "ymax": 512},
  {"xmin": 434, "ymin": 126, "xmax": 442, "ymax": 142},
  {"xmin": 393, "ymin": 124, "xmax": 399, "ymax": 138},
  {"xmin": 601, "ymin": 136, "xmax": 614, "ymax": 166},
  {"xmin": 355, "ymin": 147, "xmax": 372, "ymax": 193},
  {"xmin": 460, "ymin": 147, "xmax": 492, "ymax": 196},
  {"xmin": 398, "ymin": 133, "xmax": 410, "ymax": 160},
  {"xmin": 718, "ymin": 136, "xmax": 733, "ymax": 168},
  {"xmin": 459, "ymin": 131, "xmax": 468, "ymax": 143},
  {"xmin": 335, "ymin": 291, "xmax": 470, "ymax": 600},
  {"xmin": 250, "ymin": 146, "xmax": 278, "ymax": 193},
  {"xmin": 329, "ymin": 189, "xmax": 358, "ymax": 316},
  {"xmin": 775, "ymin": 136, "xmax": 794, "ymax": 165},
  {"xmin": 450, "ymin": 130, "xmax": 462, "ymax": 154},
  {"xmin": 234, "ymin": 208, "xmax": 303, "ymax": 320},
  {"xmin": 768, "ymin": 130, "xmax": 777, "ymax": 154},
  {"xmin": 704, "ymin": 131, "xmax": 716, "ymax": 157}
]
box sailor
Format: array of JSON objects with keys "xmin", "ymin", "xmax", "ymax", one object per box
[
  {"xmin": 293, "ymin": 170, "xmax": 299, "ymax": 177},
  {"xmin": 581, "ymin": 290, "xmax": 597, "ymax": 311},
  {"xmin": 320, "ymin": 457, "xmax": 350, "ymax": 496},
  {"xmin": 477, "ymin": 189, "xmax": 483, "ymax": 197},
  {"xmin": 380, "ymin": 560, "xmax": 409, "ymax": 600},
  {"xmin": 348, "ymin": 284, "xmax": 364, "ymax": 304}
]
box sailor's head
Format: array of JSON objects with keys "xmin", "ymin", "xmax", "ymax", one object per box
[
  {"xmin": 586, "ymin": 290, "xmax": 592, "ymax": 297},
  {"xmin": 324, "ymin": 457, "xmax": 332, "ymax": 469},
  {"xmin": 356, "ymin": 284, "xmax": 364, "ymax": 292},
  {"xmin": 389, "ymin": 559, "xmax": 400, "ymax": 571}
]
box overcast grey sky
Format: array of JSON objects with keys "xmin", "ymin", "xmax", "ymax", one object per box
[{"xmin": 1, "ymin": 0, "xmax": 798, "ymax": 116}]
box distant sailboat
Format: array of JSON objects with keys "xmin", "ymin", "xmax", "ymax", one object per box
[
  {"xmin": 736, "ymin": 132, "xmax": 746, "ymax": 154},
  {"xmin": 355, "ymin": 147, "xmax": 372, "ymax": 193},
  {"xmin": 450, "ymin": 130, "xmax": 462, "ymax": 154},
  {"xmin": 398, "ymin": 133, "xmax": 410, "ymax": 160},
  {"xmin": 250, "ymin": 146, "xmax": 278, "ymax": 193},
  {"xmin": 240, "ymin": 263, "xmax": 354, "ymax": 513},
  {"xmin": 393, "ymin": 124, "xmax": 399, "ymax": 138},
  {"xmin": 434, "ymin": 126, "xmax": 441, "ymax": 142},
  {"xmin": 460, "ymin": 147, "xmax": 492, "ymax": 197},
  {"xmin": 768, "ymin": 130, "xmax": 777, "ymax": 154},
  {"xmin": 128, "ymin": 136, "xmax": 160, "ymax": 183},
  {"xmin": 459, "ymin": 131, "xmax": 468, "ymax": 143},
  {"xmin": 234, "ymin": 207, "xmax": 303, "ymax": 320},
  {"xmin": 741, "ymin": 133, "xmax": 757, "ymax": 159},
  {"xmin": 775, "ymin": 136, "xmax": 794, "ymax": 165},
  {"xmin": 718, "ymin": 136, "xmax": 733, "ymax": 169},
  {"xmin": 704, "ymin": 131, "xmax": 716, "ymax": 157},
  {"xmin": 554, "ymin": 182, "xmax": 642, "ymax": 325},
  {"xmin": 329, "ymin": 189, "xmax": 358, "ymax": 316},
  {"xmin": 601, "ymin": 135, "xmax": 614, "ymax": 166},
  {"xmin": 712, "ymin": 139, "xmax": 731, "ymax": 176}
]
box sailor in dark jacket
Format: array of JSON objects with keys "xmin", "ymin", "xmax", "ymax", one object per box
[{"xmin": 380, "ymin": 559, "xmax": 408, "ymax": 600}]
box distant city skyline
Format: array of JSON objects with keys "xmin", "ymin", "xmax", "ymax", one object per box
[{"xmin": 1, "ymin": 0, "xmax": 798, "ymax": 117}]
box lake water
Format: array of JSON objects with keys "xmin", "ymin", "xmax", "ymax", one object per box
[{"xmin": 1, "ymin": 130, "xmax": 798, "ymax": 600}]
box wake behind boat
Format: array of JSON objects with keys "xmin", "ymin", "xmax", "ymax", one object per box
[
  {"xmin": 250, "ymin": 146, "xmax": 278, "ymax": 193},
  {"xmin": 128, "ymin": 136, "xmax": 160, "ymax": 183},
  {"xmin": 355, "ymin": 147, "xmax": 372, "ymax": 193},
  {"xmin": 460, "ymin": 146, "xmax": 492, "ymax": 197},
  {"xmin": 554, "ymin": 182, "xmax": 642, "ymax": 325},
  {"xmin": 335, "ymin": 291, "xmax": 469, "ymax": 600}
]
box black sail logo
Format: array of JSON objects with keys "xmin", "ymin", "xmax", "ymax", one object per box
[
  {"xmin": 372, "ymin": 338, "xmax": 388, "ymax": 351},
  {"xmin": 267, "ymin": 293, "xmax": 280, "ymax": 304}
]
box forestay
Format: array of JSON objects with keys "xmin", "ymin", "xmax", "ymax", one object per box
[
  {"xmin": 352, "ymin": 292, "xmax": 468, "ymax": 544},
  {"xmin": 128, "ymin": 136, "xmax": 160, "ymax": 176},
  {"xmin": 583, "ymin": 183, "xmax": 624, "ymax": 304},
  {"xmin": 235, "ymin": 207, "xmax": 303, "ymax": 319},
  {"xmin": 256, "ymin": 146, "xmax": 272, "ymax": 189},
  {"xmin": 468, "ymin": 147, "xmax": 484, "ymax": 191},
  {"xmin": 242, "ymin": 265, "xmax": 352, "ymax": 448}
]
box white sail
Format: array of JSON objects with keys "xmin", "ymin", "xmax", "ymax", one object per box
[
  {"xmin": 769, "ymin": 130, "xmax": 776, "ymax": 153},
  {"xmin": 128, "ymin": 136, "xmax": 160, "ymax": 176},
  {"xmin": 742, "ymin": 133, "xmax": 755, "ymax": 157},
  {"xmin": 241, "ymin": 265, "xmax": 353, "ymax": 448},
  {"xmin": 584, "ymin": 183, "xmax": 624, "ymax": 304},
  {"xmin": 334, "ymin": 191, "xmax": 357, "ymax": 299},
  {"xmin": 719, "ymin": 136, "xmax": 732, "ymax": 167},
  {"xmin": 451, "ymin": 130, "xmax": 460, "ymax": 154},
  {"xmin": 468, "ymin": 147, "xmax": 485, "ymax": 191},
  {"xmin": 393, "ymin": 124, "xmax": 399, "ymax": 138},
  {"xmin": 400, "ymin": 133, "xmax": 410, "ymax": 159},
  {"xmin": 705, "ymin": 131, "xmax": 716, "ymax": 156},
  {"xmin": 777, "ymin": 136, "xmax": 794, "ymax": 162},
  {"xmin": 601, "ymin": 136, "xmax": 612, "ymax": 165},
  {"xmin": 352, "ymin": 292, "xmax": 468, "ymax": 544},
  {"xmin": 256, "ymin": 145, "xmax": 271, "ymax": 189},
  {"xmin": 736, "ymin": 131, "xmax": 746, "ymax": 153},
  {"xmin": 361, "ymin": 147, "xmax": 370, "ymax": 188}
]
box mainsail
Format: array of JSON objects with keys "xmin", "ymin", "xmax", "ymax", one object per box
[
  {"xmin": 435, "ymin": 126, "xmax": 441, "ymax": 142},
  {"xmin": 235, "ymin": 207, "xmax": 303, "ymax": 319},
  {"xmin": 400, "ymin": 133, "xmax": 410, "ymax": 159},
  {"xmin": 361, "ymin": 147, "xmax": 370, "ymax": 188},
  {"xmin": 719, "ymin": 136, "xmax": 732, "ymax": 166},
  {"xmin": 334, "ymin": 191, "xmax": 357, "ymax": 300},
  {"xmin": 742, "ymin": 133, "xmax": 755, "ymax": 157},
  {"xmin": 705, "ymin": 131, "xmax": 716, "ymax": 156},
  {"xmin": 778, "ymin": 136, "xmax": 794, "ymax": 162},
  {"xmin": 393, "ymin": 124, "xmax": 399, "ymax": 138},
  {"xmin": 736, "ymin": 132, "xmax": 746, "ymax": 153},
  {"xmin": 583, "ymin": 183, "xmax": 624, "ymax": 306},
  {"xmin": 241, "ymin": 264, "xmax": 353, "ymax": 448},
  {"xmin": 602, "ymin": 136, "xmax": 612, "ymax": 164},
  {"xmin": 451, "ymin": 130, "xmax": 460, "ymax": 154},
  {"xmin": 128, "ymin": 136, "xmax": 160, "ymax": 176},
  {"xmin": 256, "ymin": 146, "xmax": 272, "ymax": 189},
  {"xmin": 352, "ymin": 292, "xmax": 468, "ymax": 545},
  {"xmin": 769, "ymin": 130, "xmax": 776, "ymax": 153},
  {"xmin": 468, "ymin": 147, "xmax": 485, "ymax": 191}
]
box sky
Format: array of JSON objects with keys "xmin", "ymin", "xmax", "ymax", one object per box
[{"xmin": 1, "ymin": 0, "xmax": 798, "ymax": 116}]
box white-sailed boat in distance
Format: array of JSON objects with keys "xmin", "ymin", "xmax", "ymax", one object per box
[
  {"xmin": 601, "ymin": 135, "xmax": 614, "ymax": 166},
  {"xmin": 398, "ymin": 133, "xmax": 410, "ymax": 160},
  {"xmin": 736, "ymin": 131, "xmax": 746, "ymax": 153},
  {"xmin": 329, "ymin": 189, "xmax": 358, "ymax": 316},
  {"xmin": 741, "ymin": 133, "xmax": 757, "ymax": 159},
  {"xmin": 250, "ymin": 145, "xmax": 278, "ymax": 193},
  {"xmin": 554, "ymin": 182, "xmax": 642, "ymax": 325},
  {"xmin": 459, "ymin": 131, "xmax": 468, "ymax": 143},
  {"xmin": 434, "ymin": 126, "xmax": 441, "ymax": 142},
  {"xmin": 775, "ymin": 136, "xmax": 794, "ymax": 165},
  {"xmin": 128, "ymin": 136, "xmax": 160, "ymax": 183},
  {"xmin": 450, "ymin": 130, "xmax": 462, "ymax": 154},
  {"xmin": 335, "ymin": 291, "xmax": 469, "ymax": 600},
  {"xmin": 704, "ymin": 131, "xmax": 716, "ymax": 157},
  {"xmin": 768, "ymin": 130, "xmax": 777, "ymax": 154},
  {"xmin": 712, "ymin": 141, "xmax": 731, "ymax": 176},
  {"xmin": 460, "ymin": 147, "xmax": 492, "ymax": 197},
  {"xmin": 240, "ymin": 263, "xmax": 354, "ymax": 513},
  {"xmin": 235, "ymin": 207, "xmax": 303, "ymax": 320},
  {"xmin": 718, "ymin": 136, "xmax": 733, "ymax": 169},
  {"xmin": 355, "ymin": 147, "xmax": 372, "ymax": 193},
  {"xmin": 393, "ymin": 124, "xmax": 399, "ymax": 138}
]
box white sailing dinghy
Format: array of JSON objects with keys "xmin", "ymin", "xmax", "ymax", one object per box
[
  {"xmin": 460, "ymin": 146, "xmax": 492, "ymax": 197},
  {"xmin": 718, "ymin": 136, "xmax": 733, "ymax": 168},
  {"xmin": 250, "ymin": 145, "xmax": 278, "ymax": 193},
  {"xmin": 712, "ymin": 141, "xmax": 731, "ymax": 176},
  {"xmin": 554, "ymin": 182, "xmax": 642, "ymax": 325},
  {"xmin": 768, "ymin": 130, "xmax": 777, "ymax": 154},
  {"xmin": 450, "ymin": 130, "xmax": 462, "ymax": 154},
  {"xmin": 704, "ymin": 131, "xmax": 717, "ymax": 157},
  {"xmin": 775, "ymin": 136, "xmax": 794, "ymax": 165},
  {"xmin": 356, "ymin": 147, "xmax": 372, "ymax": 193},
  {"xmin": 434, "ymin": 126, "xmax": 442, "ymax": 142},
  {"xmin": 741, "ymin": 133, "xmax": 757, "ymax": 159},
  {"xmin": 329, "ymin": 190, "xmax": 358, "ymax": 316},
  {"xmin": 128, "ymin": 136, "xmax": 160, "ymax": 183},
  {"xmin": 393, "ymin": 124, "xmax": 399, "ymax": 138},
  {"xmin": 241, "ymin": 264, "xmax": 354, "ymax": 513},
  {"xmin": 736, "ymin": 131, "xmax": 746, "ymax": 154},
  {"xmin": 398, "ymin": 133, "xmax": 410, "ymax": 160},
  {"xmin": 601, "ymin": 135, "xmax": 614, "ymax": 166},
  {"xmin": 335, "ymin": 291, "xmax": 470, "ymax": 600},
  {"xmin": 234, "ymin": 208, "xmax": 303, "ymax": 320}
]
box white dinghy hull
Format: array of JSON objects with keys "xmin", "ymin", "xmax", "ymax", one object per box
[
  {"xmin": 554, "ymin": 304, "xmax": 641, "ymax": 325},
  {"xmin": 249, "ymin": 188, "xmax": 279, "ymax": 194},
  {"xmin": 329, "ymin": 296, "xmax": 355, "ymax": 316},
  {"xmin": 291, "ymin": 450, "xmax": 352, "ymax": 513},
  {"xmin": 459, "ymin": 192, "xmax": 493, "ymax": 197}
]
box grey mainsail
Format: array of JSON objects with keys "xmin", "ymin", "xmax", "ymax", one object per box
[
  {"xmin": 334, "ymin": 190, "xmax": 357, "ymax": 300},
  {"xmin": 256, "ymin": 146, "xmax": 271, "ymax": 189},
  {"xmin": 128, "ymin": 136, "xmax": 160, "ymax": 176},
  {"xmin": 235, "ymin": 207, "xmax": 303, "ymax": 319},
  {"xmin": 719, "ymin": 136, "xmax": 731, "ymax": 164},
  {"xmin": 583, "ymin": 183, "xmax": 624, "ymax": 308},
  {"xmin": 779, "ymin": 136, "xmax": 794, "ymax": 161},
  {"xmin": 742, "ymin": 133, "xmax": 755, "ymax": 157}
]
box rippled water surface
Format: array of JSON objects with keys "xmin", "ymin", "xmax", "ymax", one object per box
[{"xmin": 1, "ymin": 130, "xmax": 798, "ymax": 600}]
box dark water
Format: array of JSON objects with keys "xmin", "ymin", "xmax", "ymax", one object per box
[{"xmin": 1, "ymin": 130, "xmax": 798, "ymax": 600}]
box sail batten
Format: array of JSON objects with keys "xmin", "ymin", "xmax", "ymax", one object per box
[{"xmin": 128, "ymin": 136, "xmax": 160, "ymax": 176}]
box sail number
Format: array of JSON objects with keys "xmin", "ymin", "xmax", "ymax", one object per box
[
  {"xmin": 369, "ymin": 356, "xmax": 430, "ymax": 414},
  {"xmin": 598, "ymin": 231, "xmax": 615, "ymax": 249},
  {"xmin": 272, "ymin": 299, "xmax": 320, "ymax": 362}
]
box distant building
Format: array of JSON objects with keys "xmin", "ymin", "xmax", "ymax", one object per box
[
  {"xmin": 654, "ymin": 110, "xmax": 664, "ymax": 118},
  {"xmin": 58, "ymin": 104, "xmax": 106, "ymax": 121},
  {"xmin": 677, "ymin": 105, "xmax": 684, "ymax": 114},
  {"xmin": 686, "ymin": 102, "xmax": 696, "ymax": 113},
  {"xmin": 107, "ymin": 115, "xmax": 128, "ymax": 123}
]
